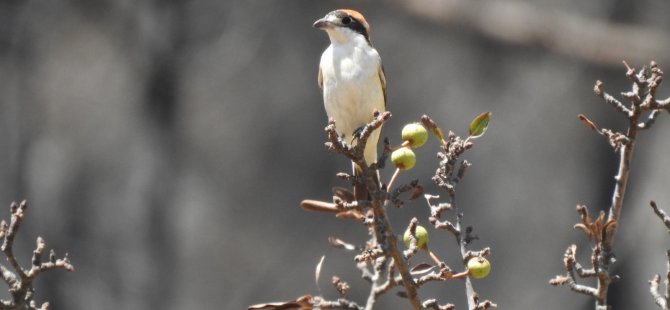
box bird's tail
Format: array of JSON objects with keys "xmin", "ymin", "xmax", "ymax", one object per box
[{"xmin": 353, "ymin": 162, "xmax": 381, "ymax": 201}]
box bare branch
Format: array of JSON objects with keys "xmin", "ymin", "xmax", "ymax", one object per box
[
  {"xmin": 422, "ymin": 299, "xmax": 455, "ymax": 310},
  {"xmin": 1, "ymin": 201, "xmax": 29, "ymax": 283},
  {"xmin": 0, "ymin": 201, "xmax": 74, "ymax": 309},
  {"xmin": 650, "ymin": 274, "xmax": 668, "ymax": 310},
  {"xmin": 639, "ymin": 110, "xmax": 664, "ymax": 130},
  {"xmin": 594, "ymin": 81, "xmax": 632, "ymax": 116},
  {"xmin": 317, "ymin": 297, "xmax": 363, "ymax": 309},
  {"xmin": 651, "ymin": 201, "xmax": 670, "ymax": 231},
  {"xmin": 554, "ymin": 61, "xmax": 669, "ymax": 309}
]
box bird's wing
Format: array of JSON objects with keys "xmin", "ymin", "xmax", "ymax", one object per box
[
  {"xmin": 318, "ymin": 67, "xmax": 324, "ymax": 90},
  {"xmin": 378, "ymin": 64, "xmax": 387, "ymax": 109}
]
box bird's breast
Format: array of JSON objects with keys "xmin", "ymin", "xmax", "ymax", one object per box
[
  {"xmin": 319, "ymin": 45, "xmax": 385, "ymax": 139},
  {"xmin": 321, "ymin": 45, "xmax": 379, "ymax": 83}
]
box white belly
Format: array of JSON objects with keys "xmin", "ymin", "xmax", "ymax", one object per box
[{"xmin": 320, "ymin": 44, "xmax": 385, "ymax": 165}]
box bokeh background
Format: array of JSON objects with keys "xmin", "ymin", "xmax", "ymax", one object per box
[{"xmin": 1, "ymin": 0, "xmax": 669, "ymax": 309}]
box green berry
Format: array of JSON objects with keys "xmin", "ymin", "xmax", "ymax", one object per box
[
  {"xmin": 467, "ymin": 257, "xmax": 491, "ymax": 279},
  {"xmin": 403, "ymin": 225, "xmax": 429, "ymax": 248},
  {"xmin": 391, "ymin": 147, "xmax": 416, "ymax": 170},
  {"xmin": 402, "ymin": 123, "xmax": 429, "ymax": 148}
]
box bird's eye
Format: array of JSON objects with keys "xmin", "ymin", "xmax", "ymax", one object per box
[{"xmin": 342, "ymin": 17, "xmax": 352, "ymax": 25}]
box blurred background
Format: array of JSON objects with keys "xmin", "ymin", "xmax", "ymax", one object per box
[{"xmin": 0, "ymin": 0, "xmax": 669, "ymax": 309}]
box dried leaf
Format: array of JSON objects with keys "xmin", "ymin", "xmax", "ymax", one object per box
[
  {"xmin": 430, "ymin": 126, "xmax": 445, "ymax": 142},
  {"xmin": 420, "ymin": 114, "xmax": 445, "ymax": 141},
  {"xmin": 576, "ymin": 205, "xmax": 590, "ymax": 226},
  {"xmin": 248, "ymin": 295, "xmax": 313, "ymax": 310},
  {"xmin": 332, "ymin": 187, "xmax": 354, "ymax": 202},
  {"xmin": 468, "ymin": 112, "xmax": 491, "ymax": 138},
  {"xmin": 578, "ymin": 114, "xmax": 597, "ymax": 130},
  {"xmin": 328, "ymin": 236, "xmax": 356, "ymax": 251},
  {"xmin": 247, "ymin": 302, "xmax": 306, "ymax": 310},
  {"xmin": 300, "ymin": 200, "xmax": 338, "ymax": 213},
  {"xmin": 315, "ymin": 256, "xmax": 325, "ymax": 289},
  {"xmin": 573, "ymin": 223, "xmax": 592, "ymax": 239},
  {"xmin": 604, "ymin": 219, "xmax": 617, "ymax": 233},
  {"xmin": 603, "ymin": 219, "xmax": 617, "ymax": 242},
  {"xmin": 410, "ymin": 262, "xmax": 435, "ymax": 275},
  {"xmin": 335, "ymin": 210, "xmax": 364, "ymax": 220},
  {"xmin": 408, "ymin": 185, "xmax": 424, "ymax": 201},
  {"xmin": 549, "ymin": 275, "xmax": 570, "ymax": 286},
  {"xmin": 593, "ymin": 211, "xmax": 605, "ymax": 241}
]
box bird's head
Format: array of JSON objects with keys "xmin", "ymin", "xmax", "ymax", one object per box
[{"xmin": 313, "ymin": 9, "xmax": 371, "ymax": 45}]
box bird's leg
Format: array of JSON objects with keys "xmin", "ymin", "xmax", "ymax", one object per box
[{"xmin": 352, "ymin": 125, "xmax": 366, "ymax": 142}]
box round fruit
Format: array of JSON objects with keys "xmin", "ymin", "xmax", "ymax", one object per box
[
  {"xmin": 391, "ymin": 147, "xmax": 416, "ymax": 170},
  {"xmin": 467, "ymin": 257, "xmax": 491, "ymax": 279},
  {"xmin": 403, "ymin": 225, "xmax": 429, "ymax": 249},
  {"xmin": 402, "ymin": 123, "xmax": 429, "ymax": 148}
]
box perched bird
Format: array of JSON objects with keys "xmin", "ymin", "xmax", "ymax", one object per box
[{"xmin": 314, "ymin": 9, "xmax": 386, "ymax": 200}]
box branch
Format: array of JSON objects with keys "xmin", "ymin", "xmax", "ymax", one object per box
[
  {"xmin": 549, "ymin": 244, "xmax": 598, "ymax": 297},
  {"xmin": 594, "ymin": 81, "xmax": 632, "ymax": 116},
  {"xmin": 422, "ymin": 299, "xmax": 455, "ymax": 310},
  {"xmin": 422, "ymin": 115, "xmax": 495, "ymax": 310},
  {"xmin": 650, "ymin": 273, "xmax": 669, "ymax": 310},
  {"xmin": 1, "ymin": 202, "xmax": 29, "ymax": 284},
  {"xmin": 0, "ymin": 201, "xmax": 74, "ymax": 310},
  {"xmin": 325, "ymin": 112, "xmax": 423, "ymax": 310},
  {"xmin": 554, "ymin": 61, "xmax": 667, "ymax": 309},
  {"xmin": 649, "ymin": 199, "xmax": 670, "ymax": 309},
  {"xmin": 651, "ymin": 201, "xmax": 670, "ymax": 231},
  {"xmin": 603, "ymin": 61, "xmax": 667, "ymax": 247},
  {"xmin": 318, "ymin": 297, "xmax": 362, "ymax": 309},
  {"xmin": 649, "ymin": 250, "xmax": 670, "ymax": 310}
]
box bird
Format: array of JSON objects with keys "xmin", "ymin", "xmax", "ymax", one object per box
[{"xmin": 314, "ymin": 9, "xmax": 387, "ymax": 200}]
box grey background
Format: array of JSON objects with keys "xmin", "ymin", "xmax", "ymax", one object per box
[{"xmin": 1, "ymin": 0, "xmax": 669, "ymax": 309}]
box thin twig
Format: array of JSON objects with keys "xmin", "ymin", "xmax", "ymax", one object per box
[
  {"xmin": 326, "ymin": 112, "xmax": 423, "ymax": 310},
  {"xmin": 553, "ymin": 61, "xmax": 668, "ymax": 309},
  {"xmin": 0, "ymin": 201, "xmax": 74, "ymax": 309},
  {"xmin": 651, "ymin": 201, "xmax": 670, "ymax": 231},
  {"xmin": 649, "ymin": 250, "xmax": 670, "ymax": 310},
  {"xmin": 422, "ymin": 115, "xmax": 494, "ymax": 310}
]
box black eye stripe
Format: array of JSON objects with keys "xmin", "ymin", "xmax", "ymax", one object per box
[{"xmin": 329, "ymin": 12, "xmax": 370, "ymax": 42}]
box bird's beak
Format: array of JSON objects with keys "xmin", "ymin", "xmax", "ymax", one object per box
[{"xmin": 313, "ymin": 17, "xmax": 332, "ymax": 29}]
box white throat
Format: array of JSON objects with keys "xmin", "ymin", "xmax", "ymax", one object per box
[{"xmin": 325, "ymin": 27, "xmax": 369, "ymax": 47}]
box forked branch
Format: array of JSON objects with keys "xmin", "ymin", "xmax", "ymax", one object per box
[
  {"xmin": 0, "ymin": 200, "xmax": 74, "ymax": 310},
  {"xmin": 553, "ymin": 61, "xmax": 669, "ymax": 309}
]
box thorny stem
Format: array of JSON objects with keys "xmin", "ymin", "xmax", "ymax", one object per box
[
  {"xmin": 364, "ymin": 257, "xmax": 385, "ymax": 310},
  {"xmin": 368, "ymin": 168, "xmax": 421, "ymax": 310},
  {"xmin": 591, "ymin": 121, "xmax": 636, "ymax": 309},
  {"xmin": 326, "ymin": 112, "xmax": 422, "ymax": 310},
  {"xmin": 592, "ymin": 119, "xmax": 636, "ymax": 309},
  {"xmin": 367, "ymin": 203, "xmax": 421, "ymax": 310},
  {"xmin": 0, "ymin": 201, "xmax": 74, "ymax": 309},
  {"xmin": 423, "ymin": 114, "xmax": 493, "ymax": 310},
  {"xmin": 648, "ymin": 250, "xmax": 670, "ymax": 310},
  {"xmin": 649, "ymin": 203, "xmax": 670, "ymax": 310},
  {"xmin": 455, "ymin": 211, "xmax": 477, "ymax": 310},
  {"xmin": 595, "ymin": 62, "xmax": 648, "ymax": 309},
  {"xmin": 606, "ymin": 108, "xmax": 638, "ymax": 242},
  {"xmin": 1, "ymin": 201, "xmax": 29, "ymax": 286},
  {"xmin": 555, "ymin": 61, "xmax": 670, "ymax": 309}
]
